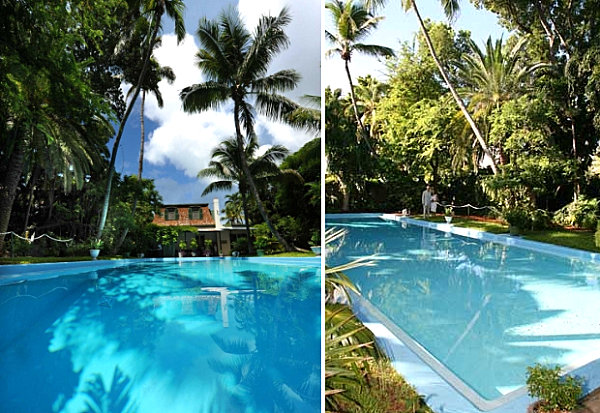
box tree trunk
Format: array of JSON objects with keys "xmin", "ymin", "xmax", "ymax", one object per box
[
  {"xmin": 96, "ymin": 13, "xmax": 162, "ymax": 240},
  {"xmin": 138, "ymin": 90, "xmax": 146, "ymax": 180},
  {"xmin": 233, "ymin": 100, "xmax": 292, "ymax": 252},
  {"xmin": 344, "ymin": 59, "xmax": 374, "ymax": 153},
  {"xmin": 571, "ymin": 117, "xmax": 580, "ymax": 201},
  {"xmin": 411, "ymin": 0, "xmax": 499, "ymax": 175},
  {"xmin": 0, "ymin": 135, "xmax": 26, "ymax": 253},
  {"xmin": 114, "ymin": 90, "xmax": 147, "ymax": 253},
  {"xmin": 239, "ymin": 186, "xmax": 255, "ymax": 255},
  {"xmin": 23, "ymin": 166, "xmax": 41, "ymax": 233}
]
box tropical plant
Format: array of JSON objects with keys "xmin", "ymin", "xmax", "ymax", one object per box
[
  {"xmin": 502, "ymin": 207, "xmax": 531, "ymax": 231},
  {"xmin": 96, "ymin": 0, "xmax": 185, "ymax": 240},
  {"xmin": 178, "ymin": 239, "xmax": 187, "ymax": 250},
  {"xmin": 90, "ymin": 239, "xmax": 104, "ymax": 250},
  {"xmin": 180, "ymin": 8, "xmax": 302, "ymax": 252},
  {"xmin": 526, "ymin": 364, "xmax": 583, "ymax": 412},
  {"xmin": 363, "ymin": 0, "xmax": 499, "ymax": 174},
  {"xmin": 457, "ymin": 36, "xmax": 546, "ymax": 165},
  {"xmin": 553, "ymin": 197, "xmax": 599, "ymax": 230},
  {"xmin": 325, "ymin": 0, "xmax": 394, "ymax": 151},
  {"xmin": 198, "ymin": 134, "xmax": 289, "ymax": 254},
  {"xmin": 189, "ymin": 238, "xmax": 198, "ymax": 250}
]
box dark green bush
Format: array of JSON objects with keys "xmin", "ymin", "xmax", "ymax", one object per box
[
  {"xmin": 231, "ymin": 237, "xmax": 248, "ymax": 254},
  {"xmin": 526, "ymin": 364, "xmax": 583, "ymax": 412},
  {"xmin": 529, "ymin": 209, "xmax": 553, "ymax": 230},
  {"xmin": 553, "ymin": 197, "xmax": 598, "ymax": 229},
  {"xmin": 502, "ymin": 207, "xmax": 531, "ymax": 230}
]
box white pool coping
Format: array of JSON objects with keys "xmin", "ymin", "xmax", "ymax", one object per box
[
  {"xmin": 0, "ymin": 257, "xmax": 320, "ymax": 286},
  {"xmin": 327, "ymin": 213, "xmax": 600, "ymax": 412}
]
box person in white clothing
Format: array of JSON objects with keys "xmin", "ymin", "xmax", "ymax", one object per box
[{"xmin": 422, "ymin": 185, "xmax": 432, "ymax": 217}]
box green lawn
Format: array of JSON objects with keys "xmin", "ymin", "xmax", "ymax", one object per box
[
  {"xmin": 0, "ymin": 251, "xmax": 316, "ymax": 265},
  {"xmin": 417, "ymin": 215, "xmax": 508, "ymax": 234},
  {"xmin": 0, "ymin": 256, "xmax": 127, "ymax": 265},
  {"xmin": 418, "ymin": 215, "xmax": 598, "ymax": 253}
]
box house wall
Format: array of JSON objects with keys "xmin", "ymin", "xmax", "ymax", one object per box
[{"xmin": 152, "ymin": 206, "xmax": 215, "ymax": 227}]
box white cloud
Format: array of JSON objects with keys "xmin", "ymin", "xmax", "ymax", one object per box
[
  {"xmin": 238, "ymin": 0, "xmax": 321, "ymax": 99},
  {"xmin": 143, "ymin": 3, "xmax": 318, "ymax": 189}
]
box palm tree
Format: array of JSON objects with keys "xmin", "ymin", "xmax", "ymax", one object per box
[
  {"xmin": 457, "ymin": 36, "xmax": 545, "ymax": 165},
  {"xmin": 354, "ymin": 75, "xmax": 388, "ymax": 141},
  {"xmin": 325, "ymin": 0, "xmax": 394, "ymax": 151},
  {"xmin": 96, "ymin": 0, "xmax": 185, "ymax": 239},
  {"xmin": 223, "ymin": 193, "xmax": 244, "ymax": 226},
  {"xmin": 180, "ymin": 8, "xmax": 302, "ymax": 252},
  {"xmin": 363, "ymin": 0, "xmax": 499, "ymax": 174},
  {"xmin": 198, "ymin": 134, "xmax": 289, "ymax": 254}
]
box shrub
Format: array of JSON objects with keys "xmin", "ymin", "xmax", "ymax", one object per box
[
  {"xmin": 526, "ymin": 364, "xmax": 583, "ymax": 412},
  {"xmin": 252, "ymin": 223, "xmax": 279, "ymax": 253},
  {"xmin": 231, "ymin": 237, "xmax": 248, "ymax": 254},
  {"xmin": 595, "ymin": 222, "xmax": 600, "ymax": 249},
  {"xmin": 553, "ymin": 197, "xmax": 599, "ymax": 229},
  {"xmin": 502, "ymin": 207, "xmax": 531, "ymax": 230},
  {"xmin": 529, "ymin": 209, "xmax": 553, "ymax": 230}
]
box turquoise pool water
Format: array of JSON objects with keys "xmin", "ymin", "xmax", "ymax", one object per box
[
  {"xmin": 326, "ymin": 217, "xmax": 600, "ymax": 402},
  {"xmin": 0, "ymin": 259, "xmax": 320, "ymax": 412}
]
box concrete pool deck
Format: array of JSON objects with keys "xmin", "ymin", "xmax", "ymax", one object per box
[{"xmin": 327, "ymin": 213, "xmax": 600, "ymax": 413}]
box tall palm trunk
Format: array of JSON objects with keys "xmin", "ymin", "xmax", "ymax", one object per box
[
  {"xmin": 344, "ymin": 59, "xmax": 373, "ymax": 152},
  {"xmin": 114, "ymin": 91, "xmax": 147, "ymax": 253},
  {"xmin": 0, "ymin": 131, "xmax": 25, "ymax": 253},
  {"xmin": 233, "ymin": 100, "xmax": 292, "ymax": 252},
  {"xmin": 96, "ymin": 11, "xmax": 163, "ymax": 240},
  {"xmin": 239, "ymin": 186, "xmax": 254, "ymax": 255},
  {"xmin": 138, "ymin": 90, "xmax": 146, "ymax": 180},
  {"xmin": 411, "ymin": 0, "xmax": 499, "ymax": 175}
]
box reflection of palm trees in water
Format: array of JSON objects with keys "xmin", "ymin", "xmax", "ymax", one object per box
[
  {"xmin": 82, "ymin": 367, "xmax": 136, "ymax": 413},
  {"xmin": 206, "ymin": 270, "xmax": 320, "ymax": 411}
]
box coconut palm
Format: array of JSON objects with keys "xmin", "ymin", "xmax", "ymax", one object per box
[
  {"xmin": 180, "ymin": 8, "xmax": 301, "ymax": 252},
  {"xmin": 457, "ymin": 36, "xmax": 546, "ymax": 165},
  {"xmin": 325, "ymin": 0, "xmax": 394, "ymax": 151},
  {"xmin": 96, "ymin": 0, "xmax": 185, "ymax": 239},
  {"xmin": 354, "ymin": 75, "xmax": 388, "ymax": 141},
  {"xmin": 198, "ymin": 135, "xmax": 289, "ymax": 254},
  {"xmin": 223, "ymin": 193, "xmax": 244, "ymax": 226},
  {"xmin": 363, "ymin": 0, "xmax": 499, "ymax": 174}
]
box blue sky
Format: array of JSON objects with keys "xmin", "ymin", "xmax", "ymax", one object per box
[
  {"xmin": 323, "ymin": 1, "xmax": 510, "ymax": 92},
  {"xmin": 112, "ymin": 0, "xmax": 320, "ymax": 207}
]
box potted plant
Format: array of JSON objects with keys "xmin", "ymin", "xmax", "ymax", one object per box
[
  {"xmin": 444, "ymin": 206, "xmax": 454, "ymax": 224},
  {"xmin": 89, "ymin": 239, "xmax": 103, "ymax": 260},
  {"xmin": 190, "ymin": 238, "xmax": 198, "ymax": 257},
  {"xmin": 310, "ymin": 229, "xmax": 321, "ymax": 255},
  {"xmin": 253, "ymin": 236, "xmax": 269, "ymax": 256},
  {"xmin": 503, "ymin": 207, "xmax": 530, "ymax": 235},
  {"xmin": 178, "ymin": 239, "xmax": 187, "ymax": 257},
  {"xmin": 526, "ymin": 363, "xmax": 583, "ymax": 413},
  {"xmin": 204, "ymin": 239, "xmax": 213, "ymax": 257}
]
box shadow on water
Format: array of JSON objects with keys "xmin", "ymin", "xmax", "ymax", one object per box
[
  {"xmin": 0, "ymin": 262, "xmax": 320, "ymax": 412},
  {"xmin": 326, "ymin": 218, "xmax": 600, "ymax": 400}
]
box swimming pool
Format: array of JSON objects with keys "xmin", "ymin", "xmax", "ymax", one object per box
[
  {"xmin": 0, "ymin": 258, "xmax": 321, "ymax": 413},
  {"xmin": 326, "ymin": 216, "xmax": 600, "ymax": 410}
]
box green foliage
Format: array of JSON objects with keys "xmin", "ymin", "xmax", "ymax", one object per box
[
  {"xmin": 178, "ymin": 240, "xmax": 187, "ymax": 250},
  {"xmin": 90, "ymin": 239, "xmax": 104, "ymax": 249},
  {"xmin": 310, "ymin": 229, "xmax": 320, "ymax": 246},
  {"xmin": 252, "ymin": 223, "xmax": 278, "ymax": 252},
  {"xmin": 553, "ymin": 197, "xmax": 599, "ymax": 229},
  {"xmin": 275, "ymin": 216, "xmax": 304, "ymax": 246},
  {"xmin": 596, "ymin": 222, "xmax": 600, "ymax": 249},
  {"xmin": 231, "ymin": 237, "xmax": 249, "ymax": 254},
  {"xmin": 526, "ymin": 364, "xmax": 583, "ymax": 412},
  {"xmin": 189, "ymin": 238, "xmax": 198, "ymax": 249},
  {"xmin": 502, "ymin": 207, "xmax": 531, "ymax": 230}
]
